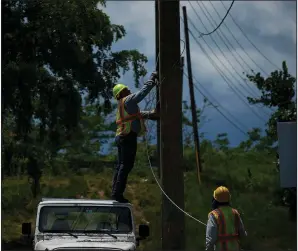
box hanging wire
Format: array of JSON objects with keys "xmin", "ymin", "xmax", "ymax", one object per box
[{"xmin": 196, "ymin": 0, "xmax": 235, "ymax": 37}]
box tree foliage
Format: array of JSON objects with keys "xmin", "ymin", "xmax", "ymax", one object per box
[
  {"xmin": 246, "ymin": 61, "xmax": 296, "ymax": 144},
  {"xmin": 2, "ymin": 0, "xmax": 148, "ymax": 196},
  {"xmin": 214, "ymin": 133, "xmax": 230, "ymax": 152},
  {"xmin": 3, "ymin": 0, "xmax": 147, "ymax": 139},
  {"xmin": 59, "ymin": 102, "xmax": 115, "ymax": 159},
  {"xmin": 238, "ymin": 127, "xmax": 261, "ymax": 151}
]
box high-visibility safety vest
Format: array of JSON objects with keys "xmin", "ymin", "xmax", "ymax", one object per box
[
  {"xmin": 209, "ymin": 207, "xmax": 241, "ymax": 251},
  {"xmin": 115, "ymin": 97, "xmax": 146, "ymax": 137}
]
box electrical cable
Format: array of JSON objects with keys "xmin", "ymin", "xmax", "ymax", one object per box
[
  {"xmin": 141, "ymin": 21, "xmax": 265, "ymax": 226},
  {"xmin": 180, "ymin": 55, "xmax": 250, "ymax": 131},
  {"xmin": 142, "ymin": 36, "xmax": 251, "ymax": 227},
  {"xmin": 145, "ymin": 135, "xmax": 207, "ymax": 227},
  {"xmin": 185, "ymin": 17, "xmax": 267, "ymax": 123},
  {"xmin": 190, "ymin": 1, "xmax": 272, "ymax": 116},
  {"xmin": 187, "ymin": 73, "xmax": 248, "ymax": 136},
  {"xmin": 169, "ymin": 13, "xmax": 250, "ymax": 132},
  {"xmin": 144, "ymin": 79, "xmax": 249, "ymax": 228},
  {"xmin": 184, "ymin": 13, "xmax": 263, "ymax": 121},
  {"xmin": 196, "ymin": 0, "xmax": 234, "ymax": 37},
  {"xmin": 188, "ymin": 2, "xmax": 258, "ymax": 99},
  {"xmin": 189, "ymin": 73, "xmax": 247, "ymax": 136},
  {"xmin": 136, "ymin": 2, "xmax": 287, "ymax": 227},
  {"xmin": 144, "ymin": 73, "xmax": 248, "ymax": 227},
  {"xmin": 139, "ymin": 39, "xmax": 208, "ymax": 227},
  {"xmin": 206, "ymin": 0, "xmax": 270, "ymax": 77},
  {"xmin": 194, "ymin": 1, "xmax": 262, "ymax": 95},
  {"xmin": 148, "ymin": 42, "xmax": 250, "ymax": 136},
  {"xmin": 187, "ymin": 26, "xmax": 268, "ymax": 123},
  {"xmin": 220, "ymin": 0, "xmax": 282, "ymax": 71},
  {"xmin": 144, "ymin": 94, "xmax": 207, "ymax": 227}
]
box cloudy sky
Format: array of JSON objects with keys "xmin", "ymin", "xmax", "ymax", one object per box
[{"xmin": 100, "ymin": 1, "xmax": 296, "ymax": 147}]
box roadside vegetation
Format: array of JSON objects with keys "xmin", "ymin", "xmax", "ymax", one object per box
[{"xmin": 2, "ymin": 143, "xmax": 297, "ymax": 250}]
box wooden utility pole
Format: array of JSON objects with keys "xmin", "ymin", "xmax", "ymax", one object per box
[
  {"xmin": 182, "ymin": 6, "xmax": 202, "ymax": 183},
  {"xmin": 180, "ymin": 56, "xmax": 185, "ymax": 164},
  {"xmin": 159, "ymin": 0, "xmax": 185, "ymax": 250},
  {"xmin": 180, "ymin": 57, "xmax": 184, "ymax": 105},
  {"xmin": 155, "ymin": 0, "xmax": 160, "ymax": 178}
]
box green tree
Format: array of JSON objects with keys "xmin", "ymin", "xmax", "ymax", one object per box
[
  {"xmin": 3, "ymin": 0, "xmax": 147, "ymax": 140},
  {"xmin": 246, "ymin": 61, "xmax": 296, "ymax": 146},
  {"xmin": 57, "ymin": 102, "xmax": 116, "ymax": 171},
  {"xmin": 2, "ymin": 0, "xmax": 148, "ymax": 196},
  {"xmin": 238, "ymin": 127, "xmax": 262, "ymax": 151},
  {"xmin": 214, "ymin": 133, "xmax": 230, "ymax": 152}
]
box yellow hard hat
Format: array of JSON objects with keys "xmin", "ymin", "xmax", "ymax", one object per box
[
  {"xmin": 113, "ymin": 83, "xmax": 128, "ymax": 99},
  {"xmin": 213, "ymin": 186, "xmax": 231, "ymax": 203}
]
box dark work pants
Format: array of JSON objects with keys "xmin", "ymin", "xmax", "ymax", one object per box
[{"xmin": 112, "ymin": 132, "xmax": 137, "ymax": 198}]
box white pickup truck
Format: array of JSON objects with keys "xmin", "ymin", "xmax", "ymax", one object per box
[{"xmin": 22, "ymin": 198, "xmax": 150, "ymax": 251}]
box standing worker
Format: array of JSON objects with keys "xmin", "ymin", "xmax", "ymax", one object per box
[
  {"xmin": 111, "ymin": 72, "xmax": 160, "ymax": 203},
  {"xmin": 206, "ymin": 186, "xmax": 247, "ymax": 251}
]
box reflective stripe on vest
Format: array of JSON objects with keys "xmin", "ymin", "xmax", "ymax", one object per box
[
  {"xmin": 115, "ymin": 97, "xmax": 146, "ymax": 136},
  {"xmin": 210, "ymin": 207, "xmax": 240, "ymax": 251}
]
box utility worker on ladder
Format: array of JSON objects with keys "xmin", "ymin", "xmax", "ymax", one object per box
[
  {"xmin": 206, "ymin": 186, "xmax": 247, "ymax": 251},
  {"xmin": 111, "ymin": 72, "xmax": 159, "ymax": 203}
]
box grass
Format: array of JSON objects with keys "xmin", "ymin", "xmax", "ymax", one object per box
[{"xmin": 2, "ymin": 147, "xmax": 297, "ymax": 251}]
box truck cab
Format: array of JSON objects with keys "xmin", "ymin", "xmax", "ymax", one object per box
[{"xmin": 22, "ymin": 198, "xmax": 149, "ymax": 251}]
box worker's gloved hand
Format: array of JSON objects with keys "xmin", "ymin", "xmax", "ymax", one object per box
[
  {"xmin": 149, "ymin": 109, "xmax": 160, "ymax": 120},
  {"xmin": 150, "ymin": 71, "xmax": 159, "ymax": 83}
]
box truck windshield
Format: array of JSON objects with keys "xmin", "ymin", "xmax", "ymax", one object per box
[{"xmin": 38, "ymin": 205, "xmax": 132, "ymax": 234}]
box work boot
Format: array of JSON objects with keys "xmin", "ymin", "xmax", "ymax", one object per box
[
  {"xmin": 119, "ymin": 196, "xmax": 130, "ymax": 203},
  {"xmin": 111, "ymin": 195, "xmax": 130, "ymax": 203}
]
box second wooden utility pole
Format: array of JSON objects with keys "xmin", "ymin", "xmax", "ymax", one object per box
[
  {"xmin": 182, "ymin": 6, "xmax": 202, "ymax": 183},
  {"xmin": 180, "ymin": 56, "xmax": 185, "ymax": 166},
  {"xmin": 159, "ymin": 0, "xmax": 185, "ymax": 250}
]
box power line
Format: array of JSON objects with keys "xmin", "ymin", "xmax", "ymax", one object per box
[
  {"xmin": 189, "ymin": 1, "xmax": 260, "ymax": 100},
  {"xmin": 220, "ymin": 0, "xmax": 282, "ymax": 71},
  {"xmin": 184, "ymin": 16, "xmax": 268, "ymax": 123},
  {"xmin": 192, "ymin": 1, "xmax": 273, "ymax": 115},
  {"xmin": 190, "ymin": 73, "xmax": 250, "ymax": 133},
  {"xmin": 146, "ymin": 45, "xmax": 249, "ymax": 141},
  {"xmin": 183, "ymin": 72, "xmax": 248, "ymax": 136},
  {"xmin": 196, "ymin": 0, "xmax": 235, "ymax": 37},
  {"xmin": 195, "ymin": 1, "xmax": 265, "ymax": 92},
  {"xmin": 145, "ymin": 70, "xmax": 249, "ymax": 139},
  {"xmin": 177, "ymin": 47, "xmax": 250, "ymax": 133},
  {"xmin": 206, "ymin": 0, "xmax": 269, "ymax": 77},
  {"xmin": 184, "ymin": 69, "xmax": 250, "ymax": 131},
  {"xmin": 180, "ymin": 36, "xmax": 250, "ymax": 132}
]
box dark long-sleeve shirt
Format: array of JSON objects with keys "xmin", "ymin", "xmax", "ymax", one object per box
[
  {"xmin": 122, "ymin": 79, "xmax": 156, "ymax": 134},
  {"xmin": 206, "ymin": 210, "xmax": 247, "ymax": 251}
]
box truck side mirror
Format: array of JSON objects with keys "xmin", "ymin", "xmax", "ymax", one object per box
[
  {"xmin": 138, "ymin": 224, "xmax": 149, "ymax": 238},
  {"xmin": 22, "ymin": 222, "xmax": 32, "ymax": 236}
]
